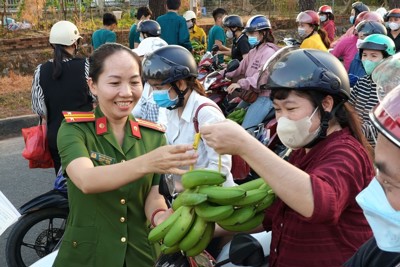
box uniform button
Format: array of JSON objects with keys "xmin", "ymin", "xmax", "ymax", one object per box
[
  {"xmin": 280, "ymin": 223, "xmax": 283, "ymax": 227},
  {"xmin": 120, "ymin": 199, "xmax": 126, "ymax": 205},
  {"xmin": 274, "ymin": 248, "xmax": 277, "ymax": 253},
  {"xmin": 72, "ymin": 241, "xmax": 78, "ymax": 248},
  {"xmin": 120, "ymin": 217, "xmax": 126, "ymax": 223},
  {"xmin": 121, "ymin": 237, "xmax": 126, "ymax": 243},
  {"xmin": 121, "ymin": 159, "xmax": 126, "ymax": 163}
]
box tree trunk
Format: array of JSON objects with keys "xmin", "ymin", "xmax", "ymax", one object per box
[
  {"xmin": 149, "ymin": 0, "xmax": 166, "ymax": 20},
  {"xmin": 388, "ymin": 0, "xmax": 399, "ymax": 8},
  {"xmin": 298, "ymin": 0, "xmax": 315, "ymax": 11},
  {"xmin": 341, "ymin": 0, "xmax": 352, "ymax": 15}
]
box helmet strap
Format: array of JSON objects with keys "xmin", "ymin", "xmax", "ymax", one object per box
[
  {"xmin": 167, "ymin": 82, "xmax": 189, "ymax": 110},
  {"xmin": 304, "ymin": 100, "xmax": 345, "ymax": 148}
]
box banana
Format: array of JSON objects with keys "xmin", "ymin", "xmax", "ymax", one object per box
[
  {"xmin": 148, "ymin": 206, "xmax": 183, "ymax": 243},
  {"xmin": 218, "ymin": 211, "xmax": 264, "ymax": 232},
  {"xmin": 179, "ymin": 214, "xmax": 208, "ymax": 251},
  {"xmin": 258, "ymin": 181, "xmax": 273, "ymax": 191},
  {"xmin": 181, "ymin": 169, "xmax": 226, "ymax": 189},
  {"xmin": 163, "ymin": 206, "xmax": 196, "ymax": 247},
  {"xmin": 237, "ymin": 177, "xmax": 266, "ymax": 191},
  {"xmin": 160, "ymin": 243, "xmax": 181, "ymax": 254},
  {"xmin": 185, "ymin": 222, "xmax": 216, "ymax": 257},
  {"xmin": 234, "ymin": 188, "xmax": 269, "ymax": 207},
  {"xmin": 172, "ymin": 191, "xmax": 208, "ymax": 211},
  {"xmin": 217, "ymin": 206, "xmax": 256, "ymax": 226},
  {"xmin": 197, "ymin": 186, "xmax": 246, "ymax": 205},
  {"xmin": 255, "ymin": 193, "xmax": 275, "ymax": 212},
  {"xmin": 195, "ymin": 201, "xmax": 234, "ymax": 222}
]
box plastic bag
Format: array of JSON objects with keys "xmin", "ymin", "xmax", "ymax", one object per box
[{"xmin": 21, "ymin": 120, "xmax": 54, "ymax": 169}]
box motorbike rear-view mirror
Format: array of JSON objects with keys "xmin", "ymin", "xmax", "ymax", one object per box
[
  {"xmin": 226, "ymin": 59, "xmax": 240, "ymax": 72},
  {"xmin": 212, "ymin": 44, "xmax": 219, "ymax": 52},
  {"xmin": 158, "ymin": 174, "xmax": 175, "ymax": 207},
  {"xmin": 228, "ymin": 233, "xmax": 265, "ymax": 266}
]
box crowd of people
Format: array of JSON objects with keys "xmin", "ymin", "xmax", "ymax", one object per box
[{"xmin": 30, "ymin": 0, "xmax": 400, "ymax": 266}]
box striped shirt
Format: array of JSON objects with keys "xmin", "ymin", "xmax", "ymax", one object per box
[{"xmin": 349, "ymin": 75, "xmax": 379, "ymax": 146}]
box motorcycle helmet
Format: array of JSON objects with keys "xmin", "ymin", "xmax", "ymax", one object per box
[
  {"xmin": 358, "ymin": 34, "xmax": 396, "ymax": 57},
  {"xmin": 369, "ymin": 85, "xmax": 400, "ymax": 147},
  {"xmin": 318, "ymin": 5, "xmax": 333, "ymax": 14},
  {"xmin": 142, "ymin": 45, "xmax": 198, "ymax": 85},
  {"xmin": 354, "ymin": 11, "xmax": 384, "ymax": 27},
  {"xmin": 352, "ymin": 2, "xmax": 370, "ymax": 17},
  {"xmin": 296, "ymin": 10, "xmax": 320, "ymax": 26},
  {"xmin": 243, "ymin": 15, "xmax": 271, "ymax": 32},
  {"xmin": 258, "ymin": 48, "xmax": 350, "ymax": 100},
  {"xmin": 371, "ymin": 53, "xmax": 400, "ymax": 101},
  {"xmin": 137, "ymin": 19, "xmax": 161, "ymax": 37},
  {"xmin": 385, "ymin": 8, "xmax": 400, "ymax": 21},
  {"xmin": 223, "ymin": 15, "xmax": 244, "ymax": 28},
  {"xmin": 49, "ymin": 20, "xmax": 82, "ymax": 46},
  {"xmin": 355, "ymin": 20, "xmax": 387, "ymax": 37},
  {"xmin": 183, "ymin": 10, "xmax": 197, "ymax": 21}
]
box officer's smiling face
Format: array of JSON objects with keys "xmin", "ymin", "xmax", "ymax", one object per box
[{"xmin": 88, "ymin": 50, "xmax": 143, "ymax": 121}]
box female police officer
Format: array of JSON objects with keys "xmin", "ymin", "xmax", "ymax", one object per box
[{"xmin": 53, "ymin": 43, "xmax": 197, "ymax": 267}]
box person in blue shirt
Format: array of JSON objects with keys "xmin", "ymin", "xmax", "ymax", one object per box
[
  {"xmin": 92, "ymin": 13, "xmax": 117, "ymax": 50},
  {"xmin": 156, "ymin": 0, "xmax": 192, "ymax": 51},
  {"xmin": 128, "ymin": 6, "xmax": 152, "ymax": 49},
  {"xmin": 207, "ymin": 8, "xmax": 230, "ymax": 64}
]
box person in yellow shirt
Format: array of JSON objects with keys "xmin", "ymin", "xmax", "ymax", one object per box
[
  {"xmin": 296, "ymin": 10, "xmax": 330, "ymax": 51},
  {"xmin": 183, "ymin": 10, "xmax": 207, "ymax": 50}
]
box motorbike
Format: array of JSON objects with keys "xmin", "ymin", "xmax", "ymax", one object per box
[
  {"xmin": 5, "ymin": 170, "xmax": 68, "ymax": 267},
  {"xmin": 203, "ymin": 59, "xmax": 242, "ymax": 116},
  {"xmin": 197, "ymin": 44, "xmax": 223, "ymax": 83}
]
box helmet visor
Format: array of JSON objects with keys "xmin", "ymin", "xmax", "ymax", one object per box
[
  {"xmin": 296, "ymin": 12, "xmax": 315, "ymax": 24},
  {"xmin": 371, "ymin": 53, "xmax": 400, "ymax": 101}
]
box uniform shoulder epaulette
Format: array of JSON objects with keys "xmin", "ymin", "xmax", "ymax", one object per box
[
  {"xmin": 136, "ymin": 118, "xmax": 166, "ymax": 133},
  {"xmin": 62, "ymin": 111, "xmax": 95, "ymax": 123}
]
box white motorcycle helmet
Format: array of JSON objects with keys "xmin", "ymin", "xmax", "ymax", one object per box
[
  {"xmin": 183, "ymin": 10, "xmax": 197, "ymax": 21},
  {"xmin": 49, "ymin": 21, "xmax": 82, "ymax": 46}
]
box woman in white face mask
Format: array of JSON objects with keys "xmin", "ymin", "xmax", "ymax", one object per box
[
  {"xmin": 200, "ymin": 48, "xmax": 375, "ymax": 267},
  {"xmin": 296, "ymin": 10, "xmax": 331, "ymax": 51},
  {"xmin": 344, "ymin": 85, "xmax": 400, "ymax": 267},
  {"xmin": 318, "ymin": 5, "xmax": 336, "ymax": 42},
  {"xmin": 385, "ymin": 8, "xmax": 400, "ymax": 52},
  {"xmin": 349, "ymin": 33, "xmax": 396, "ymax": 147}
]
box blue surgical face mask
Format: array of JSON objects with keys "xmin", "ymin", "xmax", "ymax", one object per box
[
  {"xmin": 248, "ymin": 36, "xmax": 259, "ymax": 46},
  {"xmin": 139, "ymin": 36, "xmax": 144, "ymax": 42},
  {"xmin": 152, "ymin": 88, "xmax": 178, "ymax": 108},
  {"xmin": 298, "ymin": 27, "xmax": 307, "ymax": 38},
  {"xmin": 350, "ymin": 15, "xmax": 355, "ymax": 24},
  {"xmin": 362, "ymin": 59, "xmax": 382, "ymax": 75},
  {"xmin": 356, "ymin": 177, "xmax": 400, "ymax": 252}
]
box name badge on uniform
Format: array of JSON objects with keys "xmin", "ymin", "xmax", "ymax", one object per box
[{"xmin": 90, "ymin": 151, "xmax": 116, "ymax": 165}]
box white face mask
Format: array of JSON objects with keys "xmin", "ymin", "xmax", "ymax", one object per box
[
  {"xmin": 276, "ymin": 107, "xmax": 320, "ymax": 150},
  {"xmin": 226, "ymin": 30, "xmax": 233, "ymax": 39},
  {"xmin": 319, "ymin": 15, "xmax": 327, "ymax": 22},
  {"xmin": 139, "ymin": 36, "xmax": 144, "ymax": 42},
  {"xmin": 298, "ymin": 27, "xmax": 307, "ymax": 38},
  {"xmin": 356, "ymin": 177, "xmax": 400, "ymax": 252},
  {"xmin": 186, "ymin": 21, "xmax": 193, "ymax": 29},
  {"xmin": 388, "ymin": 22, "xmax": 400, "ymax": 31},
  {"xmin": 356, "ymin": 38, "xmax": 364, "ymax": 48}
]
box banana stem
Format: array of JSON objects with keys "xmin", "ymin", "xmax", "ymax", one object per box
[{"xmin": 190, "ymin": 133, "xmax": 202, "ymax": 171}]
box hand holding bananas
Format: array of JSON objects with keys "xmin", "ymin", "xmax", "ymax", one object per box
[{"xmin": 148, "ymin": 171, "xmax": 275, "ymax": 257}]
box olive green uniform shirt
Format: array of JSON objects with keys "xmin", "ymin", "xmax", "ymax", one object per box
[{"xmin": 54, "ymin": 107, "xmax": 166, "ymax": 267}]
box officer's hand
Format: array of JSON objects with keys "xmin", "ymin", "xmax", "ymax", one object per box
[
  {"xmin": 144, "ymin": 144, "xmax": 198, "ymax": 175},
  {"xmin": 154, "ymin": 208, "xmax": 173, "ymax": 226}
]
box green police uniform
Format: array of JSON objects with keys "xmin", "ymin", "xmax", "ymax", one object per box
[{"xmin": 54, "ymin": 106, "xmax": 166, "ymax": 267}]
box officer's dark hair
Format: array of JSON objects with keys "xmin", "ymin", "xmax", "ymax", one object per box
[
  {"xmin": 103, "ymin": 12, "xmax": 118, "ymax": 26},
  {"xmin": 136, "ymin": 6, "xmax": 152, "ymax": 20},
  {"xmin": 166, "ymin": 0, "xmax": 180, "ymax": 10},
  {"xmin": 89, "ymin": 43, "xmax": 142, "ymax": 83},
  {"xmin": 212, "ymin": 8, "xmax": 227, "ymax": 21}
]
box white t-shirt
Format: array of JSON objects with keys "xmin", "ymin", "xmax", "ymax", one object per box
[{"xmin": 165, "ymin": 91, "xmax": 235, "ymax": 190}]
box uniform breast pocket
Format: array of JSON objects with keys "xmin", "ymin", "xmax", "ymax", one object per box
[{"xmin": 55, "ymin": 226, "xmax": 98, "ymax": 267}]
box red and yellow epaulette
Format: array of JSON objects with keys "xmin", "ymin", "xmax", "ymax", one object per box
[
  {"xmin": 135, "ymin": 118, "xmax": 166, "ymax": 133},
  {"xmin": 62, "ymin": 111, "xmax": 95, "ymax": 123}
]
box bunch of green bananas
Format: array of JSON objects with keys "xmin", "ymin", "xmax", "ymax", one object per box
[
  {"xmin": 227, "ymin": 108, "xmax": 247, "ymax": 124},
  {"xmin": 148, "ymin": 170, "xmax": 275, "ymax": 257}
]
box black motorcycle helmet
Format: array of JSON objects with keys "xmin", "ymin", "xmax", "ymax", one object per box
[
  {"xmin": 257, "ymin": 48, "xmax": 350, "ymax": 146},
  {"xmin": 223, "ymin": 15, "xmax": 244, "ymax": 29},
  {"xmin": 352, "ymin": 2, "xmax": 370, "ymax": 22},
  {"xmin": 142, "ymin": 45, "xmax": 198, "ymax": 109},
  {"xmin": 137, "ymin": 19, "xmax": 161, "ymax": 37},
  {"xmin": 355, "ymin": 20, "xmax": 387, "ymax": 37}
]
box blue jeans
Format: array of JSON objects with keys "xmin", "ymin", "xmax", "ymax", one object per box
[{"xmin": 239, "ymin": 96, "xmax": 273, "ymax": 132}]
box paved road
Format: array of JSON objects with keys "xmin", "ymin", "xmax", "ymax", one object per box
[{"xmin": 0, "ymin": 136, "xmax": 54, "ymax": 267}]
